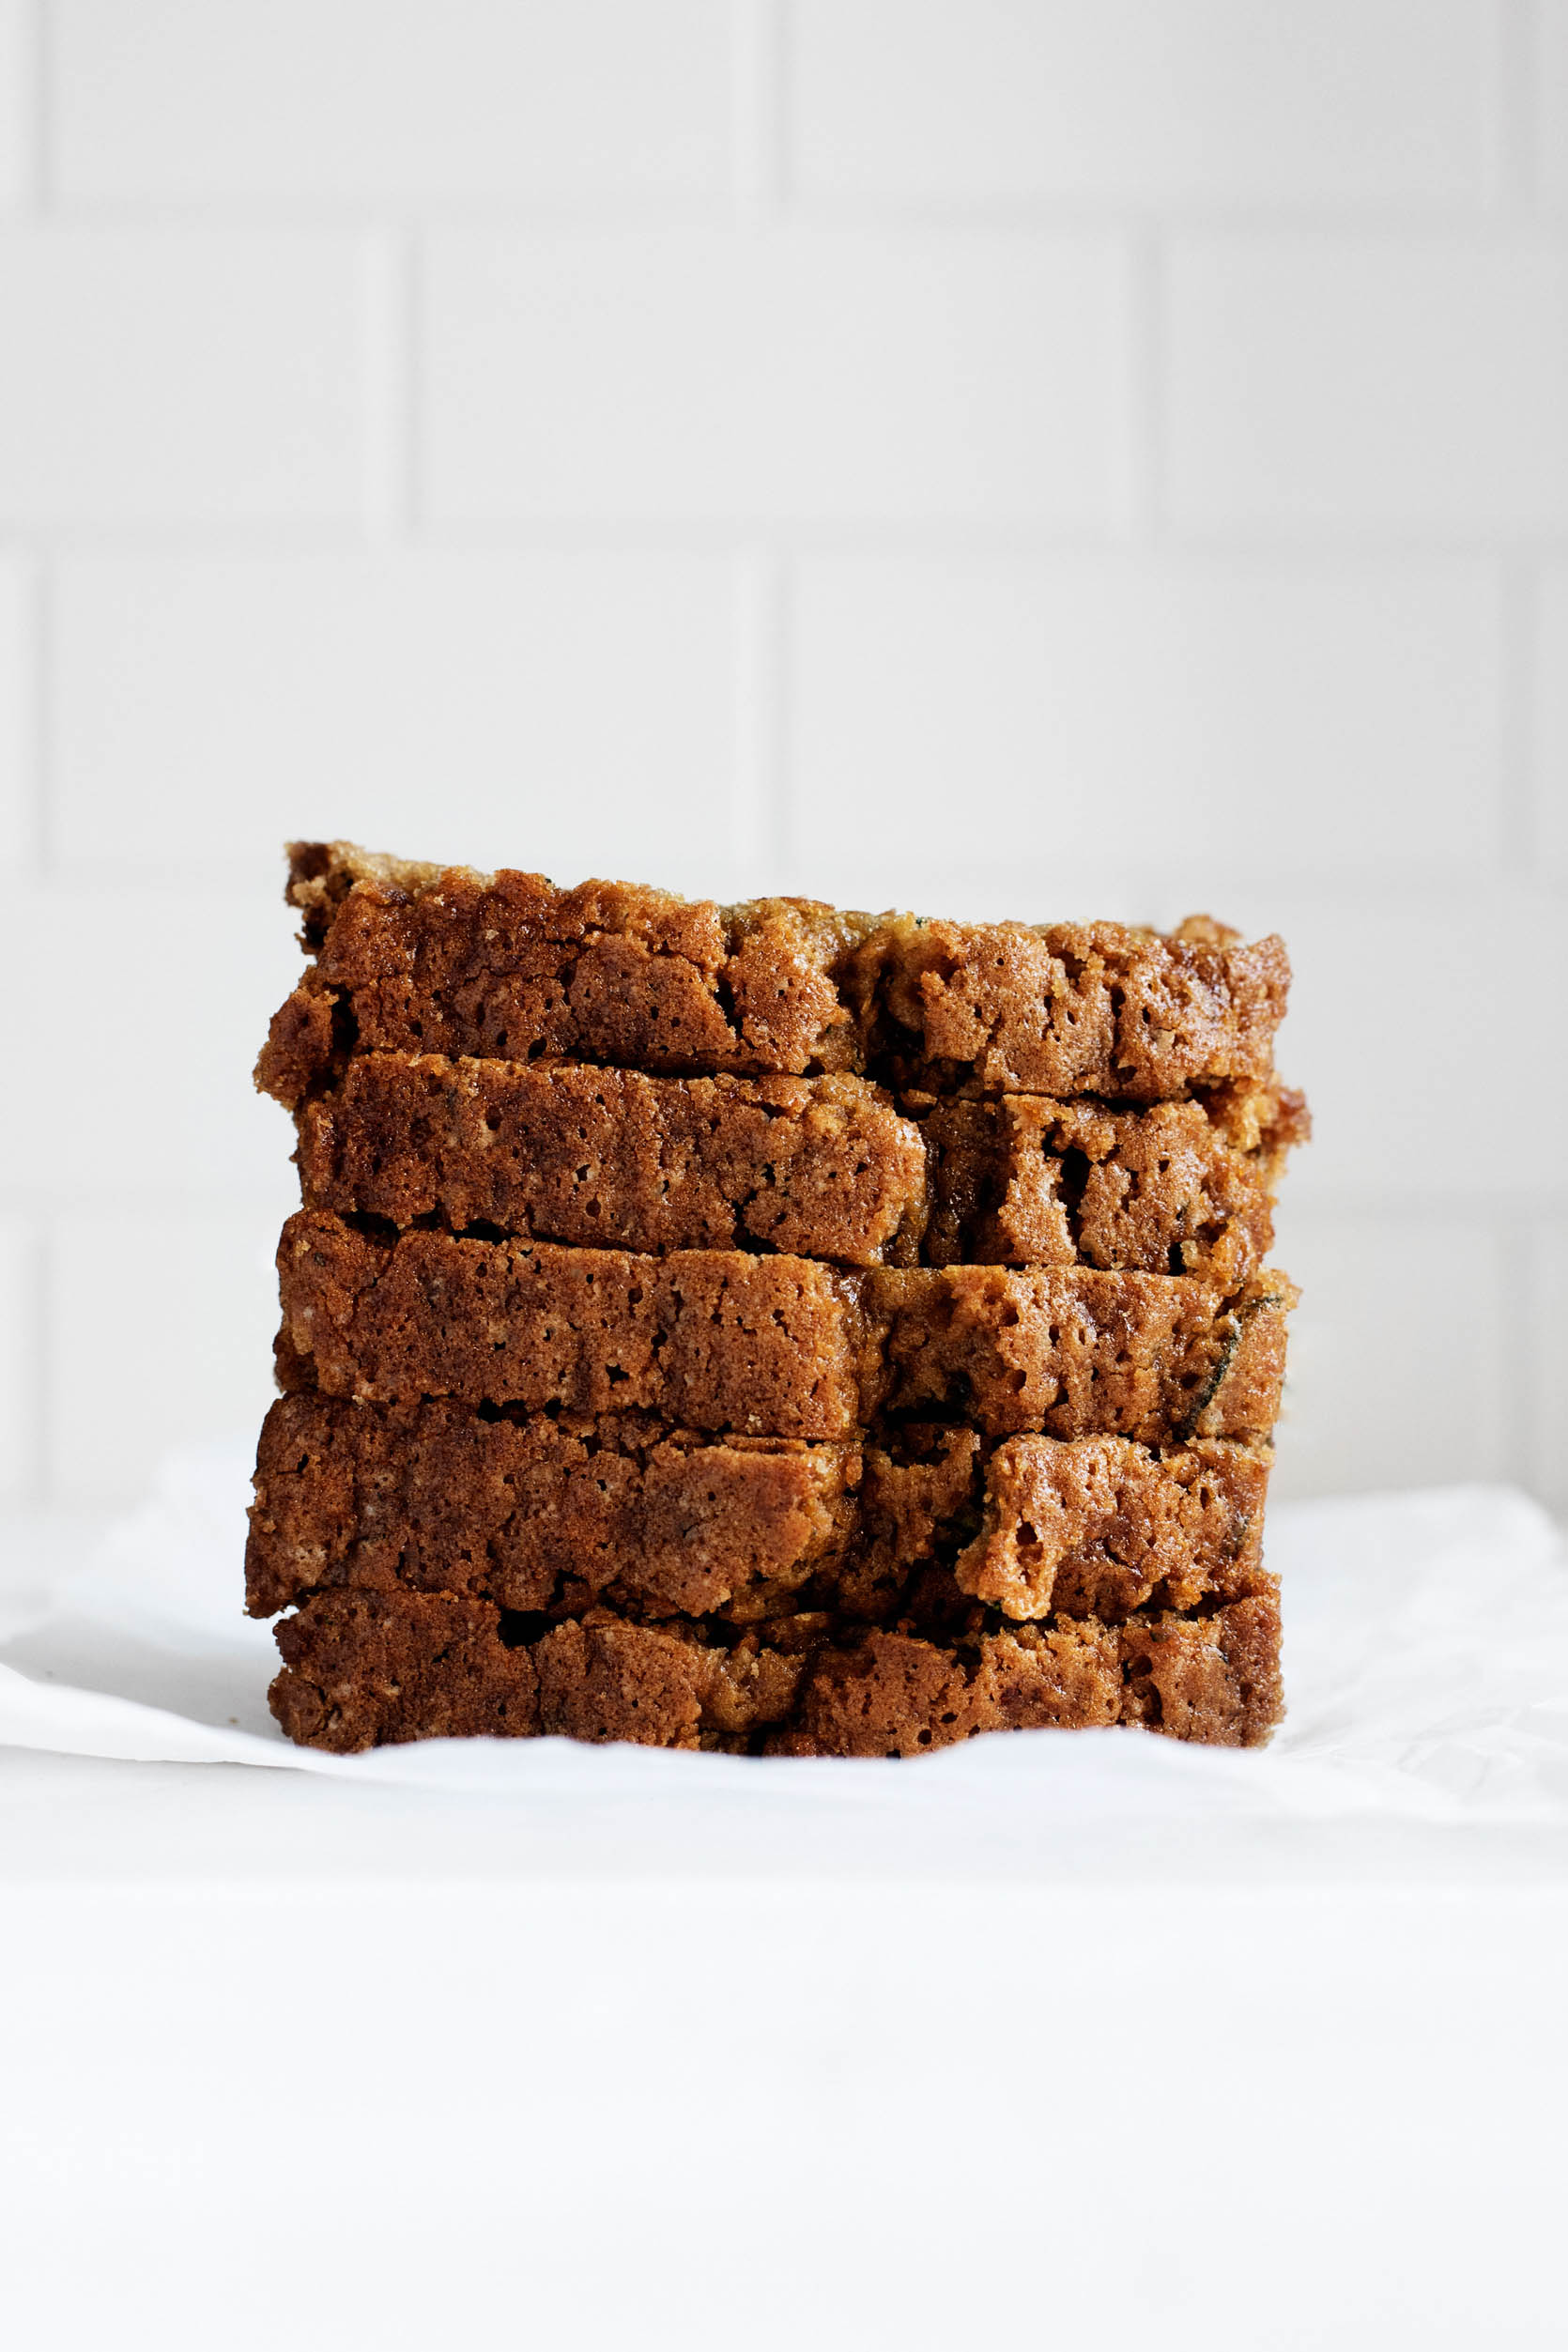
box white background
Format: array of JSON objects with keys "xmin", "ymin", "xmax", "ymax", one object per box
[
  {"xmin": 1, "ymin": 0, "xmax": 1566, "ymax": 1515},
  {"xmin": 0, "ymin": 1866, "xmax": 1561, "ymax": 2351}
]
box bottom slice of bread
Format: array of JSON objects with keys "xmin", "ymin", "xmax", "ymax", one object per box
[{"xmin": 269, "ymin": 1583, "xmax": 1282, "ymax": 1758}]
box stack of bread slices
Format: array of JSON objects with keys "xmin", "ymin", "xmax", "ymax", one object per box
[{"xmin": 246, "ymin": 842, "xmax": 1304, "ymax": 1758}]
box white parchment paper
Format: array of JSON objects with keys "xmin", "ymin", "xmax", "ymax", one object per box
[{"xmin": 2, "ymin": 1442, "xmax": 1565, "ymax": 1818}]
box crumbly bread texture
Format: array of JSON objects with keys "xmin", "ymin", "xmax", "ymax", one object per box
[
  {"xmin": 269, "ymin": 1582, "xmax": 1284, "ymax": 1756},
  {"xmin": 298, "ymin": 1056, "xmax": 928, "ymax": 1268},
  {"xmin": 274, "ymin": 1209, "xmax": 1294, "ymax": 1441},
  {"xmin": 295, "ymin": 1052, "xmax": 1305, "ymax": 1283},
  {"xmin": 276, "ymin": 1208, "xmax": 869, "ymax": 1439},
  {"xmin": 917, "ymin": 1083, "xmax": 1305, "ymax": 1284},
  {"xmin": 853, "ymin": 910, "xmax": 1289, "ymax": 1103},
  {"xmin": 256, "ymin": 841, "xmax": 1289, "ymax": 1109},
  {"xmin": 247, "ymin": 1391, "xmax": 1270, "ymax": 1627}
]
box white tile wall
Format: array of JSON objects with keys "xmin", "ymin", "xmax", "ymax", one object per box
[
  {"xmin": 0, "ymin": 1215, "xmax": 38, "ymax": 1500},
  {"xmin": 0, "ymin": 231, "xmax": 368, "ymax": 527},
  {"xmin": 1537, "ymin": 0, "xmax": 1568, "ymax": 212},
  {"xmin": 1268, "ymin": 1206, "xmax": 1512, "ymax": 1499},
  {"xmin": 0, "ymin": 555, "xmax": 27, "ymax": 863},
  {"xmin": 1242, "ymin": 886, "xmax": 1568, "ymax": 1206},
  {"xmin": 46, "ymin": 1209, "xmax": 284, "ymax": 1502},
  {"xmin": 789, "ymin": 557, "xmax": 1502, "ymax": 879},
  {"xmin": 422, "ymin": 229, "xmax": 1129, "ymax": 526},
  {"xmin": 0, "ymin": 0, "xmax": 27, "ymax": 209},
  {"xmin": 1165, "ymin": 237, "xmax": 1568, "ymax": 533},
  {"xmin": 51, "ymin": 0, "xmax": 734, "ymax": 205},
  {"xmin": 1529, "ymin": 1224, "xmax": 1568, "ymax": 1512},
  {"xmin": 1535, "ymin": 561, "xmax": 1568, "ymax": 869},
  {"xmin": 791, "ymin": 0, "xmax": 1502, "ymax": 208},
  {"xmin": 0, "ymin": 1, "xmax": 1562, "ymax": 1510},
  {"xmin": 51, "ymin": 553, "xmax": 745, "ymax": 888},
  {"xmin": 0, "ymin": 884, "xmax": 302, "ymax": 1203}
]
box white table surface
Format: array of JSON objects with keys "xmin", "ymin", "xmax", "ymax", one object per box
[{"xmin": 3, "ymin": 1488, "xmax": 1565, "ymax": 2352}]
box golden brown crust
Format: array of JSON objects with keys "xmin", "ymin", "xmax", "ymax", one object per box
[
  {"xmin": 269, "ymin": 1583, "xmax": 1283, "ymax": 1756},
  {"xmin": 850, "ymin": 912, "xmax": 1290, "ymax": 1101},
  {"xmin": 297, "ymin": 1057, "xmax": 928, "ymax": 1268},
  {"xmin": 257, "ymin": 842, "xmax": 870, "ymax": 1107},
  {"xmin": 272, "ymin": 1209, "xmax": 1295, "ymax": 1442},
  {"xmin": 949, "ymin": 1429, "xmax": 1268, "ymax": 1621},
  {"xmin": 273, "ymin": 1208, "xmax": 872, "ymax": 1439},
  {"xmin": 246, "ymin": 1391, "xmax": 1270, "ymax": 1627},
  {"xmin": 255, "ymin": 842, "xmax": 1290, "ymax": 1109},
  {"xmin": 867, "ymin": 1259, "xmax": 1294, "ymax": 1441},
  {"xmin": 248, "ymin": 1395, "xmax": 861, "ymax": 1622},
  {"xmin": 915, "ymin": 1084, "xmax": 1300, "ymax": 1283},
  {"xmin": 293, "ymin": 1053, "xmax": 1301, "ymax": 1284},
  {"xmin": 278, "ymin": 838, "xmax": 872, "ymax": 961}
]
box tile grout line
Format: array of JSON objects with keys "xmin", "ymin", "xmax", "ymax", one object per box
[
  {"xmin": 15, "ymin": 520, "xmax": 1568, "ymax": 561},
  {"xmin": 729, "ymin": 1, "xmax": 788, "ymax": 883},
  {"xmin": 1123, "ymin": 225, "xmax": 1165, "ymax": 543},
  {"xmin": 1497, "ymin": 554, "xmax": 1540, "ymax": 873},
  {"xmin": 403, "ymin": 229, "xmax": 423, "ymax": 534},
  {"xmin": 732, "ymin": 0, "xmax": 786, "ymax": 224},
  {"xmin": 730, "ymin": 546, "xmax": 769, "ymax": 879},
  {"xmin": 732, "ymin": 546, "xmax": 792, "ymax": 885},
  {"xmin": 767, "ymin": 545, "xmax": 792, "ymax": 879},
  {"xmin": 1513, "ymin": 1208, "xmax": 1549, "ymax": 1500},
  {"xmin": 26, "ymin": 0, "xmax": 49, "ymax": 212},
  {"xmin": 29, "ymin": 1212, "xmax": 50, "ymax": 1506},
  {"xmin": 361, "ymin": 227, "xmax": 417, "ymax": 540},
  {"xmin": 1495, "ymin": 0, "xmax": 1538, "ymax": 214},
  {"xmin": 27, "ymin": 194, "xmax": 1568, "ymax": 234},
  {"xmin": 28, "ymin": 551, "xmax": 53, "ymax": 877},
  {"xmin": 1497, "ymin": 1207, "xmax": 1540, "ymax": 1490}
]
